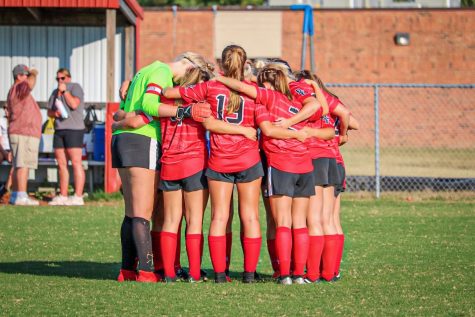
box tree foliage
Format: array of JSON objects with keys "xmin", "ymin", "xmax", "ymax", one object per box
[{"xmin": 461, "ymin": 0, "xmax": 474, "ymax": 7}]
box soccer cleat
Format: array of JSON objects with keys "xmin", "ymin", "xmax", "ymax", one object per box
[
  {"xmin": 277, "ymin": 276, "xmax": 293, "ymax": 285},
  {"xmin": 175, "ymin": 267, "xmax": 189, "ymax": 281},
  {"xmin": 303, "ymin": 276, "xmax": 321, "ymax": 284},
  {"xmin": 242, "ymin": 271, "xmax": 255, "ymax": 284},
  {"xmin": 163, "ymin": 276, "xmax": 178, "ymax": 283},
  {"xmin": 292, "ymin": 276, "xmax": 306, "ymax": 285},
  {"xmin": 188, "ymin": 276, "xmax": 204, "ymax": 283},
  {"xmin": 12, "ymin": 196, "xmax": 40, "ymax": 206},
  {"xmin": 48, "ymin": 195, "xmax": 69, "ymax": 206},
  {"xmin": 136, "ymin": 270, "xmax": 160, "ymax": 283},
  {"xmin": 225, "ymin": 269, "xmax": 232, "ymax": 282},
  {"xmin": 155, "ymin": 268, "xmax": 165, "ymax": 280},
  {"xmin": 200, "ymin": 269, "xmax": 208, "ymax": 282},
  {"xmin": 333, "ymin": 272, "xmax": 341, "ymax": 281},
  {"xmin": 254, "ymin": 272, "xmax": 264, "ymax": 282},
  {"xmin": 214, "ymin": 272, "xmax": 228, "ymax": 283},
  {"xmin": 117, "ymin": 269, "xmax": 136, "ymax": 282},
  {"xmin": 66, "ymin": 195, "xmax": 84, "ymax": 206}
]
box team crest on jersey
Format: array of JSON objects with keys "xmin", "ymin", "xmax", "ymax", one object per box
[
  {"xmin": 295, "ymin": 88, "xmax": 306, "ymax": 96},
  {"xmin": 146, "ymin": 83, "xmax": 162, "ymax": 95},
  {"xmin": 288, "ymin": 106, "xmax": 299, "ymax": 115},
  {"xmin": 322, "ymin": 115, "xmax": 331, "ymax": 124}
]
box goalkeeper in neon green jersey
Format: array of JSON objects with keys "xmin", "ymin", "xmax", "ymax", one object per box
[{"xmin": 112, "ymin": 52, "xmax": 212, "ymax": 283}]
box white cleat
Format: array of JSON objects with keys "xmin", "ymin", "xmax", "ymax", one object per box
[
  {"xmin": 12, "ymin": 196, "xmax": 40, "ymax": 206},
  {"xmin": 66, "ymin": 195, "xmax": 85, "ymax": 206},
  {"xmin": 48, "ymin": 195, "xmax": 69, "ymax": 206}
]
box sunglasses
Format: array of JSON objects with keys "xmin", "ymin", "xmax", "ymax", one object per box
[{"xmin": 56, "ymin": 76, "xmax": 66, "ymax": 81}]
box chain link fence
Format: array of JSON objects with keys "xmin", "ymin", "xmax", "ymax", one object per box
[{"xmin": 327, "ymin": 83, "xmax": 475, "ymax": 197}]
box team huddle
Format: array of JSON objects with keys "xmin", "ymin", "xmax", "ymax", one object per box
[{"xmin": 112, "ymin": 45, "xmax": 359, "ymax": 284}]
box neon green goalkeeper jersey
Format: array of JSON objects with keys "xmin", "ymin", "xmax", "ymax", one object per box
[{"xmin": 113, "ymin": 61, "xmax": 174, "ymax": 141}]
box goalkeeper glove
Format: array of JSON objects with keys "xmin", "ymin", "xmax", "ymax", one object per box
[{"xmin": 176, "ymin": 102, "xmax": 211, "ymax": 122}]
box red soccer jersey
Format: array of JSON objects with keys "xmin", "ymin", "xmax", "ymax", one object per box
[
  {"xmin": 179, "ymin": 81, "xmax": 269, "ymax": 173},
  {"xmin": 139, "ymin": 96, "xmax": 208, "ymax": 180},
  {"xmin": 306, "ymin": 90, "xmax": 339, "ymax": 159},
  {"xmin": 333, "ymin": 100, "xmax": 350, "ymax": 166},
  {"xmin": 256, "ymin": 87, "xmax": 312, "ymax": 174}
]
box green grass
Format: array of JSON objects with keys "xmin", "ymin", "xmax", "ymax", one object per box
[
  {"xmin": 0, "ymin": 198, "xmax": 474, "ymax": 316},
  {"xmin": 340, "ymin": 147, "xmax": 475, "ymax": 178}
]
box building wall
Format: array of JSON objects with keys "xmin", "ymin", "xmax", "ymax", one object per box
[
  {"xmin": 0, "ymin": 25, "xmax": 125, "ymax": 102},
  {"xmin": 140, "ymin": 9, "xmax": 475, "ymax": 84}
]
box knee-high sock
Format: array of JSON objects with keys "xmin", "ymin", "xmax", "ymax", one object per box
[
  {"xmin": 131, "ymin": 217, "xmax": 154, "ymax": 272},
  {"xmin": 225, "ymin": 232, "xmax": 232, "ymax": 273},
  {"xmin": 209, "ymin": 235, "xmax": 226, "ymax": 273},
  {"xmin": 321, "ymin": 234, "xmax": 339, "ymax": 281},
  {"xmin": 151, "ymin": 230, "xmax": 162, "ymax": 271},
  {"xmin": 275, "ymin": 227, "xmax": 292, "ymax": 277},
  {"xmin": 186, "ymin": 233, "xmax": 203, "ymax": 280},
  {"xmin": 160, "ymin": 231, "xmax": 177, "ymax": 278},
  {"xmin": 306, "ymin": 235, "xmax": 324, "ymax": 281},
  {"xmin": 292, "ymin": 228, "xmax": 309, "ymax": 276},
  {"xmin": 243, "ymin": 236, "xmax": 262, "ymax": 273},
  {"xmin": 267, "ymin": 238, "xmax": 279, "ymax": 273},
  {"xmin": 120, "ymin": 216, "xmax": 137, "ymax": 270},
  {"xmin": 335, "ymin": 234, "xmax": 345, "ymax": 275},
  {"xmin": 174, "ymin": 222, "xmax": 182, "ymax": 270}
]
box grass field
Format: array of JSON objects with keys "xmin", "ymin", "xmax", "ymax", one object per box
[
  {"xmin": 0, "ymin": 197, "xmax": 474, "ymax": 316},
  {"xmin": 340, "ymin": 147, "xmax": 475, "ymax": 178}
]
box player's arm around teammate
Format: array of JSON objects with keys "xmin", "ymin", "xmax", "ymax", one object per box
[{"xmin": 218, "ymin": 66, "xmax": 316, "ymax": 285}]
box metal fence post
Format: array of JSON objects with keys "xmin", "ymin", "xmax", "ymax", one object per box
[{"xmin": 374, "ymin": 85, "xmax": 381, "ymax": 198}]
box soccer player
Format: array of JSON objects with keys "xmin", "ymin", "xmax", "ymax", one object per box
[
  {"xmin": 216, "ymin": 65, "xmax": 335, "ymax": 285},
  {"xmin": 113, "ymin": 52, "xmax": 212, "ymax": 283},
  {"xmin": 163, "ymin": 45, "xmax": 307, "ymax": 283},
  {"xmin": 293, "ymin": 70, "xmax": 351, "ymax": 282},
  {"xmin": 113, "ymin": 64, "xmax": 258, "ymax": 283},
  {"xmin": 257, "ymin": 59, "xmax": 330, "ymax": 281}
]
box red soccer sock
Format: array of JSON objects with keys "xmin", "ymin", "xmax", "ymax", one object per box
[
  {"xmin": 209, "ymin": 235, "xmax": 227, "ymax": 273},
  {"xmin": 186, "ymin": 233, "xmax": 203, "ymax": 280},
  {"xmin": 160, "ymin": 231, "xmax": 177, "ymax": 278},
  {"xmin": 321, "ymin": 234, "xmax": 340, "ymax": 281},
  {"xmin": 292, "ymin": 228, "xmax": 309, "ymax": 277},
  {"xmin": 306, "ymin": 235, "xmax": 324, "ymax": 281},
  {"xmin": 225, "ymin": 232, "xmax": 233, "ymax": 272},
  {"xmin": 275, "ymin": 227, "xmax": 292, "ymax": 277},
  {"xmin": 267, "ymin": 238, "xmax": 279, "ymax": 274},
  {"xmin": 151, "ymin": 231, "xmax": 163, "ymax": 271},
  {"xmin": 243, "ymin": 236, "xmax": 262, "ymax": 273},
  {"xmin": 335, "ymin": 234, "xmax": 345, "ymax": 276},
  {"xmin": 174, "ymin": 223, "xmax": 182, "ymax": 270}
]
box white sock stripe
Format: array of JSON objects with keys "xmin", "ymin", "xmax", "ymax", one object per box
[
  {"xmin": 149, "ymin": 139, "xmax": 158, "ymax": 170},
  {"xmin": 267, "ymin": 166, "xmax": 273, "ymax": 196}
]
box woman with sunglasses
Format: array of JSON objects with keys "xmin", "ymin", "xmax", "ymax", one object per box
[{"xmin": 47, "ymin": 68, "xmax": 86, "ymax": 206}]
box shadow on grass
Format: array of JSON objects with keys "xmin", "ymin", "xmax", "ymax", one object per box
[
  {"xmin": 200, "ymin": 268, "xmax": 274, "ymax": 281},
  {"xmin": 0, "ymin": 261, "xmax": 275, "ymax": 282},
  {"xmin": 0, "ymin": 261, "xmax": 120, "ymax": 280}
]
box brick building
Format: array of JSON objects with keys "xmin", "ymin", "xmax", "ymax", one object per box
[{"xmin": 140, "ymin": 8, "xmax": 475, "ymax": 84}]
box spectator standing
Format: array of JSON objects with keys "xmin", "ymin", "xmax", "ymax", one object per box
[
  {"xmin": 6, "ymin": 64, "xmax": 42, "ymax": 206},
  {"xmin": 47, "ymin": 68, "xmax": 86, "ymax": 206}
]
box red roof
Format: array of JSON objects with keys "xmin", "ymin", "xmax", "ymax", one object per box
[{"xmin": 0, "ymin": 0, "xmax": 144, "ymax": 19}]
